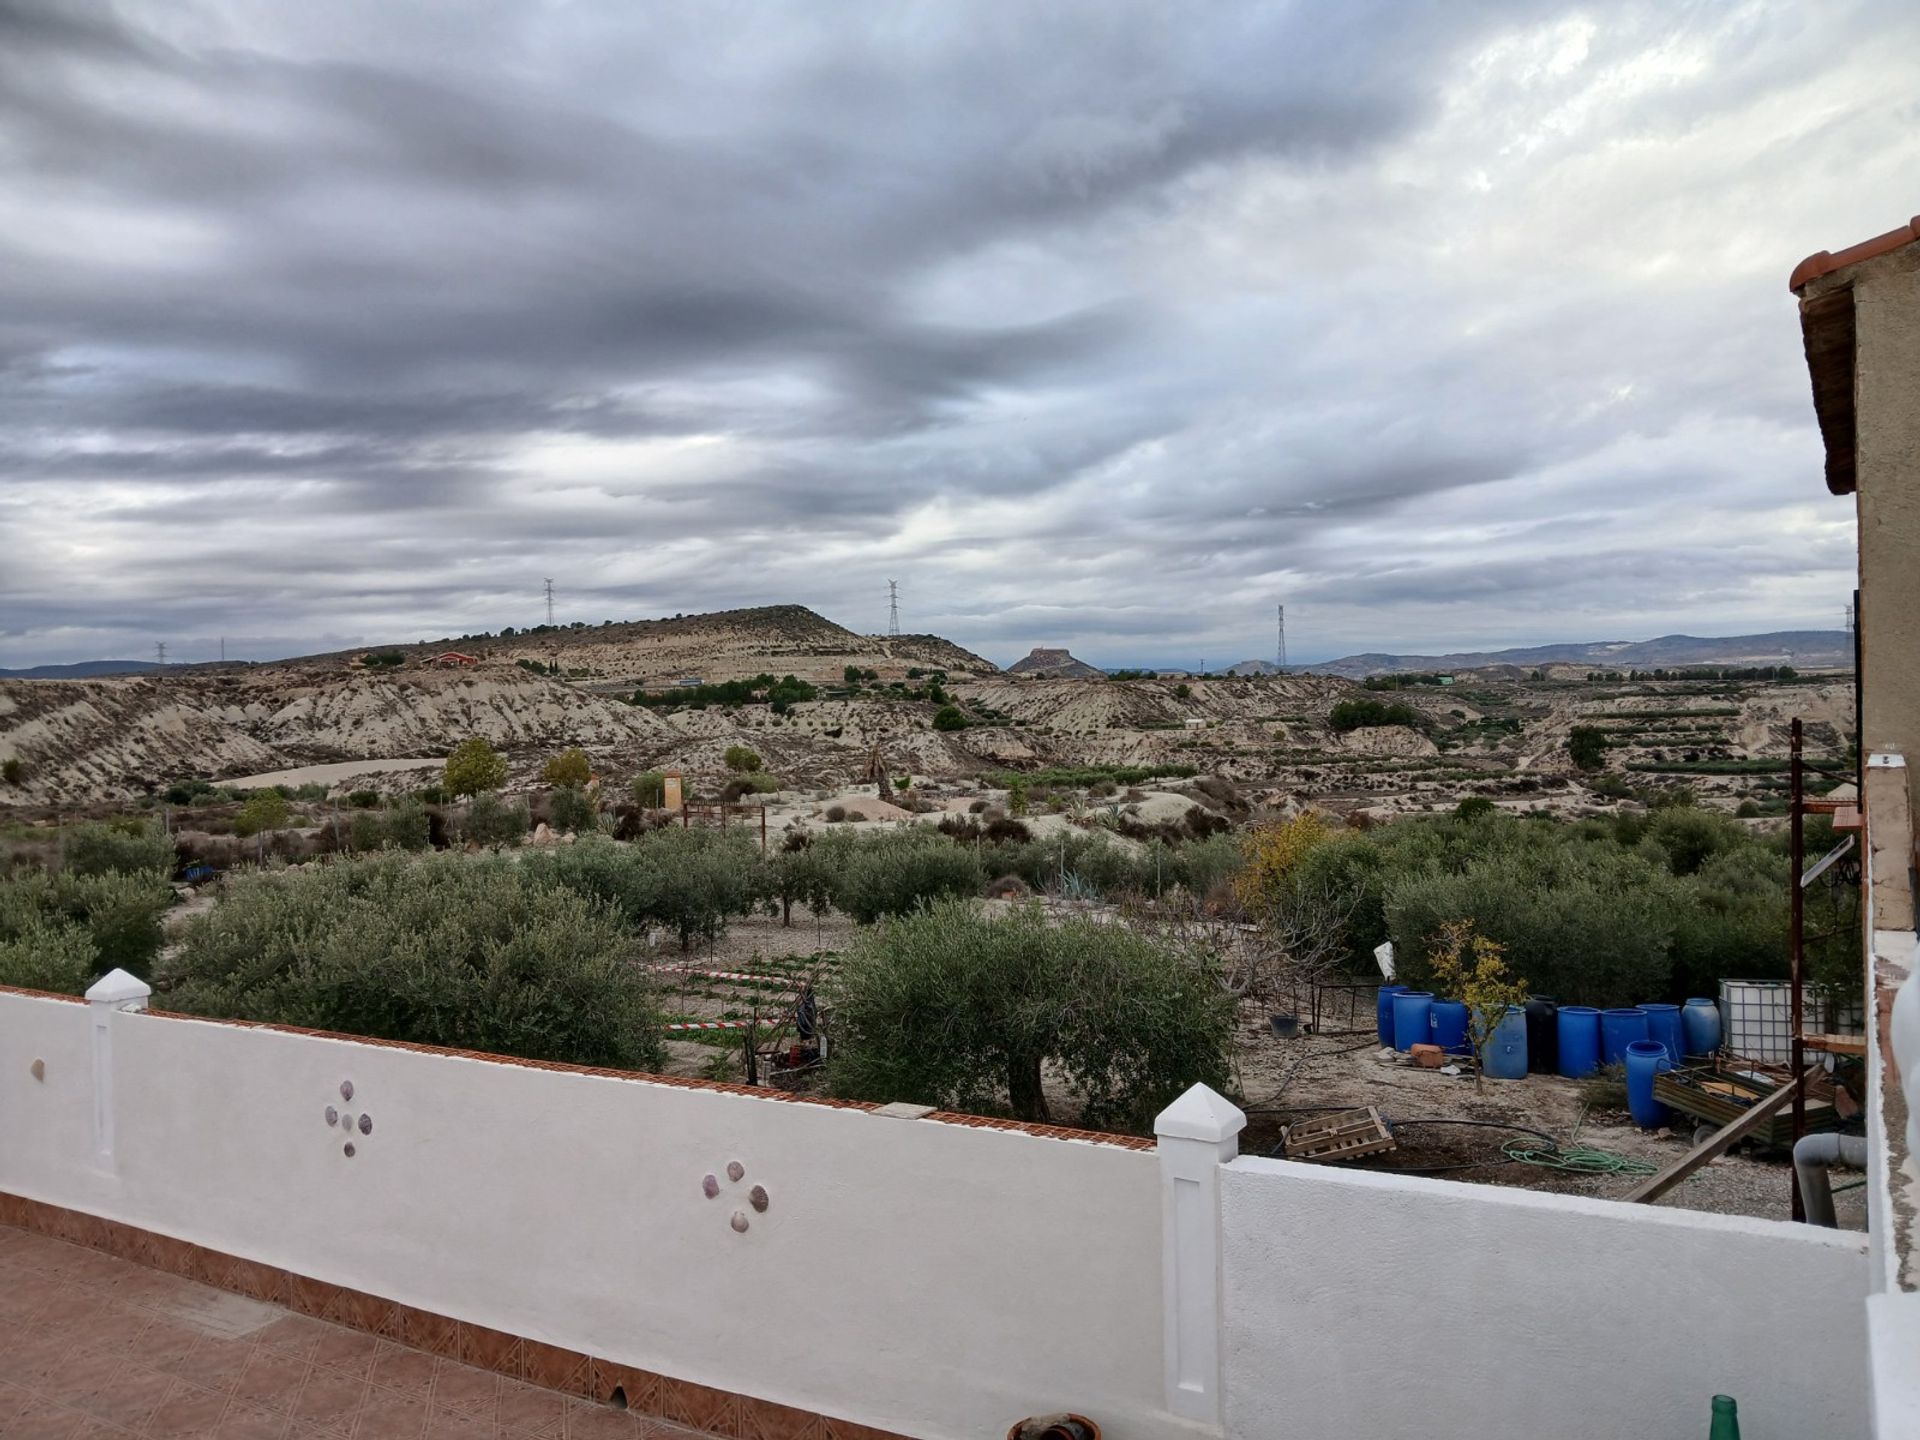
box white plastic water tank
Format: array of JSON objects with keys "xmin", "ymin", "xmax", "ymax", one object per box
[{"xmin": 1719, "ymin": 979, "xmax": 1843, "ymax": 1063}]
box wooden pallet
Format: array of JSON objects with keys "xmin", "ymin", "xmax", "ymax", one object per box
[{"xmin": 1283, "ymin": 1106, "xmax": 1395, "ymax": 1164}]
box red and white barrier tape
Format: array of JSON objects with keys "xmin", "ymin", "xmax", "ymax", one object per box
[{"xmin": 663, "ymin": 1020, "xmax": 763, "ymax": 1032}]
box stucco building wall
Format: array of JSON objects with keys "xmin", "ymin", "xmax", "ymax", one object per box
[{"xmin": 1804, "ymin": 243, "xmax": 1920, "ymax": 814}]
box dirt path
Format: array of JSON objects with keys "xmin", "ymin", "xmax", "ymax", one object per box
[
  {"xmin": 1230, "ymin": 1020, "xmax": 1864, "ymax": 1227},
  {"xmin": 224, "ymin": 757, "xmax": 445, "ymax": 790}
]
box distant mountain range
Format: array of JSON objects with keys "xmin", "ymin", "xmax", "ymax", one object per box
[
  {"xmin": 1295, "ymin": 631, "xmax": 1853, "ymax": 680},
  {"xmin": 0, "ymin": 659, "xmax": 163, "ymax": 679}
]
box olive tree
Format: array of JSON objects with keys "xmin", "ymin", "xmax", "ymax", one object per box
[
  {"xmin": 165, "ymin": 853, "xmax": 663, "ymax": 1069},
  {"xmin": 829, "ymin": 900, "xmax": 1232, "ymax": 1130}
]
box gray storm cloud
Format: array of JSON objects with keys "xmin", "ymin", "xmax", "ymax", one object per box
[{"xmin": 0, "ymin": 0, "xmax": 1909, "ymax": 668}]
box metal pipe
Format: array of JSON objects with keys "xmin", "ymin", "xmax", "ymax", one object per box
[
  {"xmin": 1793, "ymin": 1132, "xmax": 1868, "ymax": 1228},
  {"xmin": 1789, "ymin": 717, "xmax": 1806, "ymax": 1221}
]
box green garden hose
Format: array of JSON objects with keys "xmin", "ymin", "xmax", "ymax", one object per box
[{"xmin": 1499, "ymin": 1138, "xmax": 1659, "ymax": 1176}]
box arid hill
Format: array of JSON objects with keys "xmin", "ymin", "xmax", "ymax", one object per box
[
  {"xmin": 231, "ymin": 605, "xmax": 996, "ymax": 687},
  {"xmin": 1005, "ymin": 647, "xmax": 1105, "ymax": 679}
]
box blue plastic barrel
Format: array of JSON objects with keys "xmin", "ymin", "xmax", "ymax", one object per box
[
  {"xmin": 1483, "ymin": 1007, "xmax": 1528, "ymax": 1080},
  {"xmin": 1391, "ymin": 991, "xmax": 1433, "ymax": 1053},
  {"xmin": 1624, "ymin": 1040, "xmax": 1673, "ymax": 1127},
  {"xmin": 1638, "ymin": 1003, "xmax": 1684, "ymax": 1067},
  {"xmin": 1429, "ymin": 998, "xmax": 1470, "ymax": 1055},
  {"xmin": 1377, "ymin": 984, "xmax": 1410, "ymax": 1045},
  {"xmin": 1601, "ymin": 1008, "xmax": 1649, "ymax": 1066},
  {"xmin": 1681, "ymin": 998, "xmax": 1722, "ymax": 1059},
  {"xmin": 1557, "ymin": 1006, "xmax": 1602, "ymax": 1078}
]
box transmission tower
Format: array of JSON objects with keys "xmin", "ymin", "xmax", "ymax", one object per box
[
  {"xmin": 887, "ymin": 580, "xmax": 900, "ymax": 637},
  {"xmin": 219, "ymin": 636, "xmax": 225, "ymax": 663},
  {"xmin": 1276, "ymin": 604, "xmax": 1288, "ymax": 671},
  {"xmin": 154, "ymin": 642, "xmax": 167, "ymax": 666},
  {"xmin": 544, "ymin": 578, "xmax": 555, "ymax": 627}
]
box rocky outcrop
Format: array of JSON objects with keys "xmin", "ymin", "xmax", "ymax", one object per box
[{"xmin": 1005, "ymin": 647, "xmax": 1105, "ymax": 680}]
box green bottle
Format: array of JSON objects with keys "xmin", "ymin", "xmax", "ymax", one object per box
[{"xmin": 1709, "ymin": 1394, "xmax": 1740, "ymax": 1440}]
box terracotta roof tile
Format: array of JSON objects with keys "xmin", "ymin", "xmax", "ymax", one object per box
[{"xmin": 1790, "ymin": 215, "xmax": 1920, "ymax": 292}]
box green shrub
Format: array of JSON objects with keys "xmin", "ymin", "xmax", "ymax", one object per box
[
  {"xmin": 721, "ymin": 773, "xmax": 781, "ymax": 801},
  {"xmin": 723, "ymin": 745, "xmax": 763, "ymax": 773},
  {"xmin": 827, "ymin": 830, "xmax": 986, "ymax": 924},
  {"xmin": 829, "ymin": 900, "xmax": 1231, "ymax": 1129},
  {"xmin": 62, "ymin": 821, "xmax": 175, "ymax": 878},
  {"xmin": 1, "ymin": 758, "xmax": 22, "ymax": 786},
  {"xmin": 932, "ymin": 705, "xmax": 970, "ymax": 732},
  {"xmin": 0, "ymin": 920, "xmax": 97, "ymax": 994},
  {"xmin": 233, "ymin": 789, "xmax": 291, "ymax": 838},
  {"xmin": 166, "ymin": 854, "xmax": 663, "ymax": 1068},
  {"xmin": 631, "ymin": 771, "xmax": 668, "ymax": 808},
  {"xmin": 445, "ymin": 737, "xmax": 508, "ymax": 797},
  {"xmin": 347, "ymin": 790, "xmax": 381, "ymax": 809},
  {"xmin": 0, "ymin": 868, "xmax": 172, "ymax": 982},
  {"xmin": 1328, "ymin": 698, "xmax": 1425, "ymax": 732},
  {"xmin": 542, "ymin": 747, "xmax": 593, "ymax": 789},
  {"xmin": 629, "ymin": 827, "xmax": 766, "ymax": 948},
  {"xmin": 350, "ymin": 800, "xmax": 431, "ymax": 853},
  {"xmin": 1568, "ymin": 725, "xmax": 1608, "ymax": 771},
  {"xmin": 548, "ymin": 786, "xmax": 598, "ymax": 835},
  {"xmin": 463, "ymin": 793, "xmax": 530, "ymax": 847}
]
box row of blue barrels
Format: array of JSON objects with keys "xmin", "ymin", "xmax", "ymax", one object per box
[{"xmin": 1378, "ymin": 986, "xmax": 1724, "ymax": 1097}]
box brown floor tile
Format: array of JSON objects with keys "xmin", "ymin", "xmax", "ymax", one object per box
[
  {"xmin": 497, "ymin": 1378, "xmax": 572, "ymax": 1434},
  {"xmin": 146, "ymin": 1379, "xmax": 236, "ymax": 1437},
  {"xmin": 0, "ymin": 1225, "xmax": 724, "ymax": 1440},
  {"xmin": 214, "ymin": 1400, "xmax": 296, "ymax": 1440},
  {"xmin": 367, "ymin": 1346, "xmax": 437, "ymax": 1397},
  {"xmin": 235, "ymin": 1349, "xmax": 315, "ymax": 1411},
  {"xmin": 311, "ymin": 1327, "xmax": 388, "ymax": 1378},
  {"xmin": 187, "ymin": 1334, "xmax": 264, "ymax": 1393},
  {"xmin": 291, "ymin": 1369, "xmax": 369, "ymax": 1435},
  {"xmin": 69, "ymin": 1361, "xmax": 176, "ymax": 1430},
  {"xmin": 350, "ymin": 1385, "xmax": 431, "ymax": 1439},
  {"xmin": 257, "ymin": 1314, "xmax": 334, "ymax": 1360},
  {"xmin": 428, "ymin": 1359, "xmax": 499, "ymax": 1417},
  {"xmin": 68, "ymin": 1416, "xmax": 142, "ymax": 1439},
  {"xmin": 10, "ymin": 1400, "xmax": 91, "ymax": 1439}
]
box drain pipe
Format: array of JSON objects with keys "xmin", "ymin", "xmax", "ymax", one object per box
[{"xmin": 1793, "ymin": 1133, "xmax": 1868, "ymax": 1227}]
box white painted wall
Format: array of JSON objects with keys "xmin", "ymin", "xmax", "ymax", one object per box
[
  {"xmin": 1, "ymin": 990, "xmax": 1881, "ymax": 1440},
  {"xmin": 0, "ymin": 996, "xmax": 1171, "ymax": 1440},
  {"xmin": 1218, "ymin": 1156, "xmax": 1870, "ymax": 1440}
]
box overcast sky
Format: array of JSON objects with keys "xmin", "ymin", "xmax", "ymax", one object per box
[{"xmin": 2, "ymin": 2, "xmax": 1914, "ymax": 670}]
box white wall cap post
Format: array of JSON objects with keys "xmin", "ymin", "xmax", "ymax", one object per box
[
  {"xmin": 1155, "ymin": 1083, "xmax": 1247, "ymax": 1145},
  {"xmin": 86, "ymin": 969, "xmax": 152, "ymax": 1009},
  {"xmin": 1156, "ymin": 1084, "xmax": 1244, "ymax": 1427},
  {"xmin": 1867, "ymin": 753, "xmax": 1908, "ymax": 768},
  {"xmin": 88, "ymin": 968, "xmax": 149, "ymax": 1166}
]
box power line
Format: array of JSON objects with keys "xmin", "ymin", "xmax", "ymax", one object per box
[
  {"xmin": 544, "ymin": 578, "xmax": 555, "ymax": 627},
  {"xmin": 887, "ymin": 580, "xmax": 900, "ymax": 637}
]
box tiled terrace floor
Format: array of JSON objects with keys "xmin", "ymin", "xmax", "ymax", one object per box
[{"xmin": 0, "ymin": 1225, "xmax": 700, "ymax": 1439}]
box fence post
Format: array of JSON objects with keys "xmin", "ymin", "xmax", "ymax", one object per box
[
  {"xmin": 1156, "ymin": 1083, "xmax": 1245, "ymax": 1426},
  {"xmin": 86, "ymin": 968, "xmax": 150, "ymax": 1167}
]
